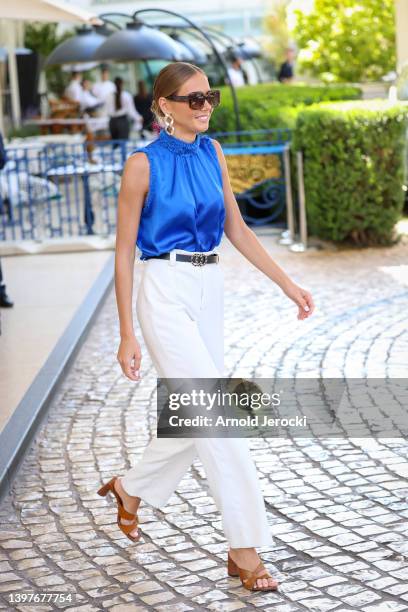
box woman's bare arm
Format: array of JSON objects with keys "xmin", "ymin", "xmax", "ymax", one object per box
[
  {"xmin": 115, "ymin": 152, "xmax": 149, "ymax": 378},
  {"xmin": 211, "ymin": 139, "xmax": 314, "ymax": 320}
]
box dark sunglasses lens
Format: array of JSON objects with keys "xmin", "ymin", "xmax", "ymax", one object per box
[
  {"xmin": 208, "ymin": 91, "xmax": 220, "ymax": 107},
  {"xmin": 189, "ymin": 94, "xmax": 206, "ymax": 110}
]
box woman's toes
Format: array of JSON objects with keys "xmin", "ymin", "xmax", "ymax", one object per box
[
  {"xmin": 120, "ymin": 518, "xmax": 140, "ymax": 537},
  {"xmin": 255, "ymin": 576, "xmax": 276, "ymax": 589}
]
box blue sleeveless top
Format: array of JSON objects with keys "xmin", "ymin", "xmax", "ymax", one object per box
[{"xmin": 131, "ymin": 128, "xmax": 226, "ymax": 260}]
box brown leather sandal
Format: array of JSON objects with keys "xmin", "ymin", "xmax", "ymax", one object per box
[
  {"xmin": 97, "ymin": 476, "xmax": 141, "ymax": 542},
  {"xmin": 228, "ymin": 552, "xmax": 279, "ymax": 592}
]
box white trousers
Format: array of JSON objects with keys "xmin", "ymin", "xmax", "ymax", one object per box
[{"xmin": 121, "ymin": 248, "xmax": 273, "ymax": 547}]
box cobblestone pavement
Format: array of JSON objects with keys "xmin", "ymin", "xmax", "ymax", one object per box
[{"xmin": 1, "ymin": 231, "xmax": 408, "ymax": 612}]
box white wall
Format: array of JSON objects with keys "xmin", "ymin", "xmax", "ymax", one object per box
[{"xmin": 75, "ymin": 0, "xmax": 269, "ymax": 38}]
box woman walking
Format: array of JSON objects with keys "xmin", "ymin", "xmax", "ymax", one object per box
[{"xmin": 98, "ymin": 62, "xmax": 314, "ymax": 592}]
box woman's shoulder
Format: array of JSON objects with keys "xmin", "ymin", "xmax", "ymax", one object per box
[
  {"xmin": 200, "ymin": 134, "xmax": 223, "ymax": 155},
  {"xmin": 202, "ymin": 135, "xmax": 221, "ymax": 149},
  {"xmin": 200, "ymin": 135, "xmax": 224, "ymax": 167},
  {"xmin": 126, "ymin": 139, "xmax": 161, "ymax": 180},
  {"xmin": 124, "ymin": 149, "xmax": 150, "ymax": 175}
]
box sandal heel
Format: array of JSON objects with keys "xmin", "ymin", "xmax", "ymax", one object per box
[
  {"xmin": 97, "ymin": 476, "xmax": 142, "ymax": 543},
  {"xmin": 228, "ymin": 553, "xmax": 239, "ymax": 577},
  {"xmin": 97, "ymin": 477, "xmax": 115, "ymax": 497}
]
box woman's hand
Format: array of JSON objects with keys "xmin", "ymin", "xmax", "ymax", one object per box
[
  {"xmin": 282, "ymin": 281, "xmax": 315, "ymax": 320},
  {"xmin": 117, "ymin": 334, "xmax": 142, "ymax": 381}
]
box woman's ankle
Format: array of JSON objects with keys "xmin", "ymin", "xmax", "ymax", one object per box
[
  {"xmin": 229, "ymin": 547, "xmax": 257, "ymax": 555},
  {"xmin": 116, "ymin": 478, "xmax": 141, "ymax": 504}
]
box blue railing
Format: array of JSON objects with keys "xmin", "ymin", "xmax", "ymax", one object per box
[
  {"xmin": 0, "ymin": 139, "xmax": 139, "ymax": 241},
  {"xmin": 0, "ymin": 129, "xmax": 292, "ymax": 241}
]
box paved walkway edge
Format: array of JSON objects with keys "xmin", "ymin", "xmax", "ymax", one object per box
[{"xmin": 0, "ymin": 252, "xmax": 115, "ymax": 502}]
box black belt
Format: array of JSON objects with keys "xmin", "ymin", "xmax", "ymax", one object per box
[{"xmin": 145, "ymin": 252, "xmax": 219, "ymax": 266}]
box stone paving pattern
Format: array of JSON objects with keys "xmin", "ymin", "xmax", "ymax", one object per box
[{"xmin": 1, "ymin": 230, "xmax": 408, "ymax": 611}]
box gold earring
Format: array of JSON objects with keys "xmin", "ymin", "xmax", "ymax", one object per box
[{"xmin": 164, "ymin": 112, "xmax": 174, "ymax": 135}]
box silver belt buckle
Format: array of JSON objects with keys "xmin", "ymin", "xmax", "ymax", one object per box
[{"xmin": 191, "ymin": 253, "xmax": 207, "ymax": 266}]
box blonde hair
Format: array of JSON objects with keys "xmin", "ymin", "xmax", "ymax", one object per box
[{"xmin": 151, "ymin": 62, "xmax": 206, "ymax": 126}]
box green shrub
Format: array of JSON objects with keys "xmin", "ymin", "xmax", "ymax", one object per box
[
  {"xmin": 7, "ymin": 124, "xmax": 41, "ymax": 139},
  {"xmin": 292, "ymin": 99, "xmax": 408, "ymax": 246},
  {"xmin": 210, "ymin": 82, "xmax": 362, "ymax": 135}
]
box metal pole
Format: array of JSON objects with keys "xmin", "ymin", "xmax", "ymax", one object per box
[
  {"xmin": 143, "ymin": 59, "xmax": 154, "ymax": 90},
  {"xmin": 297, "ymin": 150, "xmax": 308, "ymax": 249},
  {"xmin": 0, "ymin": 67, "xmax": 5, "ymax": 136},
  {"xmin": 7, "ymin": 27, "xmax": 21, "ymax": 128},
  {"xmin": 289, "ymin": 149, "xmax": 311, "ymax": 252},
  {"xmin": 279, "ymin": 144, "xmax": 295, "ymax": 245},
  {"xmin": 128, "ymin": 62, "xmax": 137, "ymax": 96}
]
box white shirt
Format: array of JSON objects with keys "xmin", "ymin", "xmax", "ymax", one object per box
[
  {"xmin": 105, "ymin": 90, "xmax": 142, "ymax": 128},
  {"xmin": 64, "ymin": 80, "xmax": 83, "ymax": 104},
  {"xmin": 227, "ymin": 66, "xmax": 245, "ymax": 87},
  {"xmin": 80, "ymin": 89, "xmax": 100, "ymax": 111},
  {"xmin": 92, "ymin": 80, "xmax": 116, "ymax": 102},
  {"xmin": 64, "ymin": 80, "xmax": 101, "ymax": 111}
]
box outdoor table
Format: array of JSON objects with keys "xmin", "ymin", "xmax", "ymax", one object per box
[
  {"xmin": 45, "ymin": 162, "xmax": 122, "ymax": 234},
  {"xmin": 24, "ymin": 117, "xmax": 106, "ymax": 135},
  {"xmin": 24, "ymin": 118, "xmax": 111, "ymax": 164}
]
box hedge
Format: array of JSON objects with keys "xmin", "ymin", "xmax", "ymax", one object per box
[
  {"xmin": 210, "ymin": 82, "xmax": 362, "ymax": 135},
  {"xmin": 291, "ymin": 100, "xmax": 408, "ymax": 246}
]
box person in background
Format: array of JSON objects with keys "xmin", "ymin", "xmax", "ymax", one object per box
[
  {"xmin": 92, "ymin": 64, "xmax": 116, "ymax": 106},
  {"xmin": 278, "ymin": 48, "xmax": 296, "ymax": 83},
  {"xmin": 64, "ymin": 71, "xmax": 83, "ymax": 104},
  {"xmin": 133, "ymin": 80, "xmax": 154, "ymax": 134},
  {"xmin": 226, "ymin": 55, "xmax": 246, "ymax": 87},
  {"xmin": 0, "ymin": 132, "xmax": 13, "ymax": 309},
  {"xmin": 80, "ymin": 79, "xmax": 103, "ymax": 113},
  {"xmin": 106, "ymin": 77, "xmax": 143, "ymax": 141}
]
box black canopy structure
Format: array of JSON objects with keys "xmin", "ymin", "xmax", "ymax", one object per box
[
  {"xmin": 202, "ymin": 26, "xmax": 263, "ymax": 82},
  {"xmin": 168, "ymin": 34, "xmax": 204, "ymax": 64},
  {"xmin": 237, "ymin": 39, "xmax": 262, "ymax": 60},
  {"xmin": 45, "ymin": 26, "xmax": 108, "ymax": 67},
  {"xmin": 93, "ymin": 21, "xmax": 184, "ymax": 62},
  {"xmin": 43, "ymin": 8, "xmax": 245, "ymax": 132}
]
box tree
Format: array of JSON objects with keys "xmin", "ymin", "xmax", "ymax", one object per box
[
  {"xmin": 292, "ymin": 0, "xmax": 396, "ymax": 83},
  {"xmin": 262, "ymin": 0, "xmax": 293, "ymax": 66}
]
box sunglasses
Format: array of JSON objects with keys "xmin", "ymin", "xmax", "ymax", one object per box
[{"xmin": 165, "ymin": 89, "xmax": 221, "ymax": 110}]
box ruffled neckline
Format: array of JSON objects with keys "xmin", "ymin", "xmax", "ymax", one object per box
[{"xmin": 158, "ymin": 128, "xmax": 201, "ymax": 155}]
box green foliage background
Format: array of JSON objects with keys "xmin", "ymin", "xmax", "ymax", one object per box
[
  {"xmin": 291, "ymin": 100, "xmax": 408, "ymax": 245},
  {"xmin": 292, "ymin": 0, "xmax": 396, "ymax": 82},
  {"xmin": 209, "ymin": 82, "xmax": 362, "ymax": 134}
]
